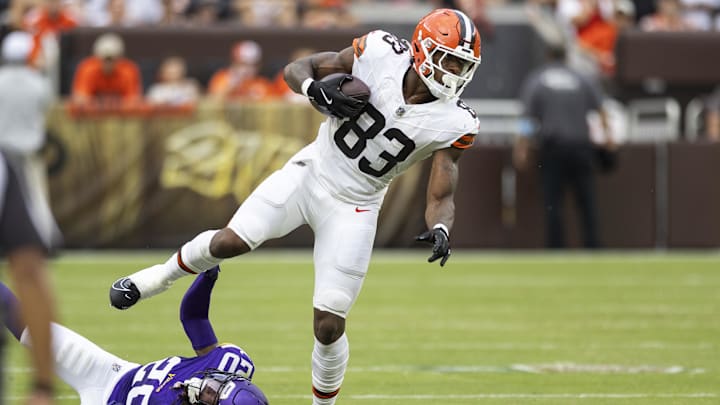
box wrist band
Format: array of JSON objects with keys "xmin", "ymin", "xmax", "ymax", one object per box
[
  {"xmin": 433, "ymin": 223, "xmax": 449, "ymax": 237},
  {"xmin": 301, "ymin": 78, "xmax": 314, "ymax": 97}
]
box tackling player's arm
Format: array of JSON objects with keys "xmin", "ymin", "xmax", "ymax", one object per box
[
  {"xmin": 415, "ymin": 147, "xmax": 465, "ymax": 267},
  {"xmin": 283, "ymin": 47, "xmax": 364, "ymax": 118},
  {"xmin": 180, "ymin": 267, "xmax": 220, "ymax": 356}
]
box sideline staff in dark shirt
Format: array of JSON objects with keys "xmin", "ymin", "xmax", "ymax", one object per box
[{"xmin": 514, "ymin": 45, "xmax": 615, "ymax": 248}]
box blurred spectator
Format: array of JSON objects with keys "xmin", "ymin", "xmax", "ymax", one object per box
[
  {"xmin": 185, "ymin": 0, "xmax": 224, "ymax": 25},
  {"xmin": 271, "ymin": 47, "xmax": 314, "ymax": 101},
  {"xmin": 299, "ymin": 0, "xmax": 357, "ymax": 29},
  {"xmin": 614, "ymin": 1, "xmax": 637, "ymax": 29},
  {"xmin": 576, "ymin": 0, "xmax": 635, "ymax": 76},
  {"xmin": 557, "ymin": 0, "xmax": 616, "ymax": 37},
  {"xmin": 555, "ymin": 0, "xmax": 618, "ymax": 76},
  {"xmin": 230, "ymin": 0, "xmax": 298, "ymax": 27},
  {"xmin": 23, "ymin": 0, "xmax": 78, "ymax": 69},
  {"xmin": 83, "ymin": 0, "xmax": 165, "ymax": 26},
  {"xmin": 23, "ymin": 0, "xmax": 78, "ymax": 36},
  {"xmin": 706, "ymin": 85, "xmax": 720, "ymax": 141},
  {"xmin": 71, "ymin": 33, "xmax": 142, "ymax": 105},
  {"xmin": 514, "ymin": 44, "xmax": 615, "ymax": 249},
  {"xmin": 639, "ymin": 0, "xmax": 698, "ymax": 30},
  {"xmin": 160, "ymin": 0, "xmax": 192, "ymax": 24},
  {"xmin": 2, "ymin": 0, "xmax": 33, "ymax": 34},
  {"xmin": 82, "ymin": 0, "xmax": 126, "ymax": 26},
  {"xmin": 0, "ymin": 31, "xmax": 60, "ymax": 405},
  {"xmin": 631, "ymin": 0, "xmax": 658, "ymax": 21},
  {"xmin": 146, "ymin": 56, "xmax": 200, "ymax": 105},
  {"xmin": 525, "ymin": 0, "xmax": 567, "ymax": 47},
  {"xmin": 680, "ymin": 0, "xmax": 718, "ymax": 30},
  {"xmin": 207, "ymin": 40, "xmax": 274, "ymax": 101},
  {"xmin": 23, "ymin": 0, "xmax": 78, "ymax": 39},
  {"xmin": 5, "ymin": 0, "xmax": 30, "ymax": 22}
]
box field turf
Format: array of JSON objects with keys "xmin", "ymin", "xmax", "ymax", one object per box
[{"xmin": 2, "ymin": 250, "xmax": 719, "ymax": 404}]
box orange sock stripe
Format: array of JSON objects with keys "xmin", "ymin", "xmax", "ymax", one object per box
[
  {"xmin": 312, "ymin": 386, "xmax": 340, "ymax": 399},
  {"xmin": 176, "ymin": 250, "xmax": 197, "ymax": 274}
]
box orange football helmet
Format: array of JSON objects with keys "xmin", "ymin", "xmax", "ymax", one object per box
[{"xmin": 411, "ymin": 9, "xmax": 482, "ymax": 99}]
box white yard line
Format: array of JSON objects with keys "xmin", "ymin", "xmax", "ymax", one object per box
[
  {"xmin": 277, "ymin": 393, "xmax": 718, "ymax": 399},
  {"xmin": 5, "ymin": 363, "xmax": 708, "ymax": 375},
  {"xmin": 4, "ymin": 393, "xmax": 718, "ymax": 402},
  {"xmin": 43, "ymin": 249, "xmax": 720, "ymax": 265}
]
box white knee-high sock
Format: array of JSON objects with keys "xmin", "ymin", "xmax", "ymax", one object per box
[
  {"xmin": 130, "ymin": 230, "xmax": 222, "ymax": 298},
  {"xmin": 312, "ymin": 333, "xmax": 349, "ymax": 405}
]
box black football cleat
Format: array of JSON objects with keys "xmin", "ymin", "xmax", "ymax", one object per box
[{"xmin": 109, "ymin": 277, "xmax": 141, "ymax": 310}]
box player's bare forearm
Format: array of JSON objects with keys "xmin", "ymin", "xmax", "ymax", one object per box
[
  {"xmin": 425, "ymin": 148, "xmax": 462, "ymax": 230},
  {"xmin": 283, "ymin": 47, "xmax": 355, "ymax": 94}
]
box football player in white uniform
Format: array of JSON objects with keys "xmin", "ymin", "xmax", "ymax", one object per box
[{"xmin": 109, "ymin": 8, "xmax": 482, "ymax": 405}]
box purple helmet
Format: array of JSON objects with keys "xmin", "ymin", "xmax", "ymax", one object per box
[{"xmin": 195, "ymin": 371, "xmax": 268, "ymax": 405}]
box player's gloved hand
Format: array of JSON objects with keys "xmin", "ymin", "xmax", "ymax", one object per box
[
  {"xmin": 174, "ymin": 377, "xmax": 204, "ymax": 403},
  {"xmin": 415, "ymin": 227, "xmax": 451, "ymax": 267},
  {"xmin": 306, "ymin": 75, "xmax": 365, "ymax": 118}
]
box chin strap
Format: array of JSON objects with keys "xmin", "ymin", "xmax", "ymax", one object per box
[{"xmin": 441, "ymin": 74, "xmax": 459, "ymax": 95}]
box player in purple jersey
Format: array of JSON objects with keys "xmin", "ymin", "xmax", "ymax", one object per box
[{"xmin": 0, "ymin": 267, "xmax": 268, "ymax": 405}]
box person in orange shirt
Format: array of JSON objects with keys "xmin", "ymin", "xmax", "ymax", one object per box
[
  {"xmin": 24, "ymin": 0, "xmax": 78, "ymax": 66},
  {"xmin": 577, "ymin": 0, "xmax": 636, "ymax": 75},
  {"xmin": 207, "ymin": 40, "xmax": 274, "ymax": 101},
  {"xmin": 71, "ymin": 33, "xmax": 142, "ymax": 105}
]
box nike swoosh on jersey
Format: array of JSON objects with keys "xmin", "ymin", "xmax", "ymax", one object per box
[
  {"xmin": 319, "ymin": 88, "xmax": 333, "ymax": 104},
  {"xmin": 355, "ymin": 207, "xmax": 370, "ymax": 213}
]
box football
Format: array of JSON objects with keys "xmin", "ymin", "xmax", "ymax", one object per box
[
  {"xmin": 310, "ymin": 73, "xmax": 371, "ymax": 116},
  {"xmin": 332, "ymin": 73, "xmax": 371, "ymax": 102}
]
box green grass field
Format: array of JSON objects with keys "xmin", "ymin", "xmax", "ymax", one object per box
[{"xmin": 3, "ymin": 250, "xmax": 719, "ymax": 404}]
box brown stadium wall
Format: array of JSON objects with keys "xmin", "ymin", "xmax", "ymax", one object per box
[{"xmin": 44, "ymin": 103, "xmax": 720, "ymax": 249}]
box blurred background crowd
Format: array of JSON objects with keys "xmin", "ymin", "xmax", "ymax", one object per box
[
  {"xmin": 0, "ymin": 0, "xmax": 716, "ymax": 138},
  {"xmin": 0, "ymin": 0, "xmax": 716, "ymax": 129}
]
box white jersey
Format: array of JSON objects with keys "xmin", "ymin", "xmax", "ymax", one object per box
[{"xmin": 291, "ymin": 30, "xmax": 479, "ymax": 204}]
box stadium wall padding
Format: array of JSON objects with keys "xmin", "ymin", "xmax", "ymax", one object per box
[{"xmin": 43, "ymin": 103, "xmax": 720, "ymax": 249}]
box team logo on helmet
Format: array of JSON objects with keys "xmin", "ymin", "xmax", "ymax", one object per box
[{"xmin": 411, "ymin": 9, "xmax": 482, "ymax": 99}]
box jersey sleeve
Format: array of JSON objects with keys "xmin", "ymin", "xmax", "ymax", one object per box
[
  {"xmin": 352, "ymin": 34, "xmax": 368, "ymax": 58},
  {"xmin": 352, "ymin": 30, "xmax": 407, "ymax": 63},
  {"xmin": 352, "ymin": 30, "xmax": 410, "ymax": 92},
  {"xmin": 450, "ymin": 100, "xmax": 480, "ymax": 150},
  {"xmin": 452, "ymin": 134, "xmax": 476, "ymax": 149}
]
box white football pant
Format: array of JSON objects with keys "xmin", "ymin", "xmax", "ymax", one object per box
[
  {"xmin": 21, "ymin": 323, "xmax": 139, "ymax": 404},
  {"xmin": 228, "ymin": 160, "xmax": 381, "ymax": 318}
]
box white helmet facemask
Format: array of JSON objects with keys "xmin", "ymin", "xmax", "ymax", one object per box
[{"xmin": 417, "ymin": 37, "xmax": 481, "ymax": 100}]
